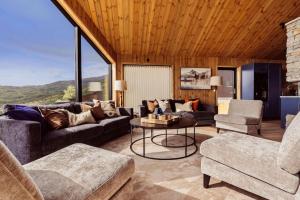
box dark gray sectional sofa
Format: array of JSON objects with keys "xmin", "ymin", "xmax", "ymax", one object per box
[
  {"xmin": 140, "ymin": 99, "xmax": 216, "ymax": 126},
  {"xmin": 0, "ymin": 102, "xmax": 133, "ymax": 164}
]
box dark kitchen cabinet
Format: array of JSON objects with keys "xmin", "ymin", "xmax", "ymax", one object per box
[{"xmin": 241, "ymin": 63, "xmax": 281, "ymax": 119}]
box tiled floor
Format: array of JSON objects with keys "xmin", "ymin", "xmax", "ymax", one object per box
[{"xmin": 101, "ymin": 121, "xmax": 284, "ymax": 200}]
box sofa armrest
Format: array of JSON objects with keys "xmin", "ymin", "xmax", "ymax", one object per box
[
  {"xmin": 117, "ymin": 107, "xmax": 134, "ymax": 119},
  {"xmin": 0, "ymin": 117, "xmax": 42, "ymax": 164},
  {"xmin": 139, "ymin": 105, "xmax": 148, "ymax": 117},
  {"xmin": 202, "ymin": 104, "xmax": 217, "ymax": 113}
]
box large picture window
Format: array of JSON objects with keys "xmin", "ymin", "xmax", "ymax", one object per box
[
  {"xmin": 81, "ymin": 36, "xmax": 111, "ymax": 101},
  {"xmin": 0, "ymin": 0, "xmax": 75, "ymax": 113},
  {"xmin": 0, "ymin": 0, "xmax": 112, "ymax": 114}
]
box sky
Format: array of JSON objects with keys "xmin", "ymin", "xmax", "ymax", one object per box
[{"xmin": 0, "ymin": 0, "xmax": 108, "ymax": 86}]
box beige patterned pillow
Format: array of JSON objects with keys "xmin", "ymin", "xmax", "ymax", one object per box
[
  {"xmin": 93, "ymin": 100, "xmax": 118, "ymax": 117},
  {"xmin": 67, "ymin": 110, "xmax": 96, "ymax": 127},
  {"xmin": 175, "ymin": 102, "xmax": 193, "ymax": 112},
  {"xmin": 80, "ymin": 103, "xmax": 105, "ymax": 120}
]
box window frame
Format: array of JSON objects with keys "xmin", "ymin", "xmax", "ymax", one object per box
[{"xmin": 51, "ymin": 0, "xmax": 112, "ymax": 102}]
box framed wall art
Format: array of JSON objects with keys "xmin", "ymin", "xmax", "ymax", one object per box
[{"xmin": 180, "ymin": 67, "xmax": 211, "ymax": 90}]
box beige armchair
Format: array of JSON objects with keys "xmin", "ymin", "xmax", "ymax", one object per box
[
  {"xmin": 200, "ymin": 112, "xmax": 300, "ymax": 200},
  {"xmin": 214, "ymin": 99, "xmax": 263, "ymax": 134}
]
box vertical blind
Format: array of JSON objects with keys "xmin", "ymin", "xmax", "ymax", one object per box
[{"xmin": 124, "ymin": 65, "xmax": 173, "ymax": 112}]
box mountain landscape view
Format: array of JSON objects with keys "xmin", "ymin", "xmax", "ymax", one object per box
[{"xmin": 0, "ymin": 76, "xmax": 108, "ymax": 114}]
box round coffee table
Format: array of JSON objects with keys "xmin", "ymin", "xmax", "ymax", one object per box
[{"xmin": 130, "ymin": 117, "xmax": 198, "ymax": 160}]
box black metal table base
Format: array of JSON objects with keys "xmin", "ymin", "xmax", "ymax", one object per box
[
  {"xmin": 130, "ymin": 127, "xmax": 198, "ymax": 160},
  {"xmin": 151, "ymin": 133, "xmax": 195, "ymax": 148}
]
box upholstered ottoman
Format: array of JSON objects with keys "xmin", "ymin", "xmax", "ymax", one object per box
[{"xmin": 0, "ymin": 141, "xmax": 134, "ymax": 200}]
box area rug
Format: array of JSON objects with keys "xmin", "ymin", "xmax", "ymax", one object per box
[{"xmin": 101, "ymin": 124, "xmax": 282, "ymax": 200}]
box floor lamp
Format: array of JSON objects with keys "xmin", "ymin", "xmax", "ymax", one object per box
[
  {"xmin": 114, "ymin": 80, "xmax": 127, "ymax": 107},
  {"xmin": 210, "ymin": 76, "xmax": 222, "ymax": 106}
]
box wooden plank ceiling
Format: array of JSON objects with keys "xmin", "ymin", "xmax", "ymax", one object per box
[{"xmin": 66, "ymin": 0, "xmax": 300, "ymax": 59}]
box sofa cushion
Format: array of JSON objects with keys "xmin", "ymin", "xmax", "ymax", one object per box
[
  {"xmin": 201, "ymin": 157, "xmax": 295, "ymax": 200},
  {"xmin": 45, "ymin": 124, "xmax": 104, "ymax": 143},
  {"xmin": 179, "ymin": 111, "xmax": 215, "ymax": 121},
  {"xmin": 228, "ymin": 99, "xmax": 263, "ymax": 119},
  {"xmin": 214, "ymin": 114, "xmax": 259, "ymax": 125},
  {"xmin": 215, "ymin": 121, "xmax": 258, "ymax": 134},
  {"xmin": 0, "ymin": 141, "xmax": 43, "ymax": 200},
  {"xmin": 24, "ymin": 143, "xmax": 134, "ymax": 200},
  {"xmin": 200, "ymin": 132, "xmax": 299, "ymax": 193},
  {"xmin": 278, "ymin": 112, "xmax": 300, "ymax": 174},
  {"xmin": 98, "ymin": 116, "xmax": 130, "ymax": 131},
  {"xmin": 43, "ymin": 124, "xmax": 104, "ymax": 153}
]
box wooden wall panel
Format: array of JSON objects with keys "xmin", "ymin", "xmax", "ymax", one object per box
[{"xmin": 117, "ymin": 55, "xmax": 284, "ymax": 105}]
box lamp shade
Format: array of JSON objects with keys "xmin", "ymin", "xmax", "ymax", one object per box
[
  {"xmin": 210, "ymin": 76, "xmax": 222, "ymax": 86},
  {"xmin": 114, "ymin": 80, "xmax": 127, "ymax": 91},
  {"xmin": 88, "ymin": 82, "xmax": 102, "ymax": 92}
]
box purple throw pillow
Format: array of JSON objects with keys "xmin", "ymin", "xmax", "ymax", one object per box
[{"xmin": 5, "ymin": 105, "xmax": 46, "ymax": 131}]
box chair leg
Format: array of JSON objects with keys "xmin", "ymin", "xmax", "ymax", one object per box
[
  {"xmin": 217, "ymin": 128, "xmax": 220, "ymax": 133},
  {"xmin": 203, "ymin": 174, "xmax": 211, "ymax": 188},
  {"xmin": 258, "ymin": 129, "xmax": 261, "ymax": 135}
]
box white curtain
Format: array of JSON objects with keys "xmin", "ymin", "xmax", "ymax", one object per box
[{"xmin": 124, "ymin": 65, "xmax": 173, "ymax": 112}]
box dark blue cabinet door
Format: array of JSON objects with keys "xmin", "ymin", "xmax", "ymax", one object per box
[
  {"xmin": 242, "ymin": 63, "xmax": 281, "ymax": 119},
  {"xmin": 242, "ymin": 64, "xmax": 254, "ymax": 100},
  {"xmin": 268, "ymin": 63, "xmax": 281, "ymax": 119}
]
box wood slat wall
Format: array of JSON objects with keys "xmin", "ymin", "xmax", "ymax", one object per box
[{"xmin": 117, "ymin": 55, "xmax": 284, "ymax": 105}]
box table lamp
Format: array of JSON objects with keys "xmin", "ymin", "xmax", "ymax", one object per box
[
  {"xmin": 114, "ymin": 80, "xmax": 127, "ymax": 107},
  {"xmin": 210, "ymin": 76, "xmax": 222, "ymax": 105}
]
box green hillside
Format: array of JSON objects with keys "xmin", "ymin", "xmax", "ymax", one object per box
[{"xmin": 0, "ymin": 76, "xmax": 108, "ymax": 113}]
